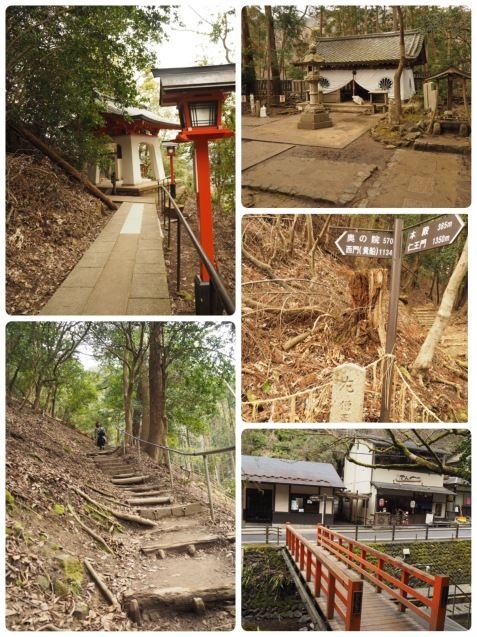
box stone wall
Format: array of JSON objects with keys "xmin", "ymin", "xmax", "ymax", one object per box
[{"xmin": 242, "ymin": 546, "xmax": 314, "ymax": 631}]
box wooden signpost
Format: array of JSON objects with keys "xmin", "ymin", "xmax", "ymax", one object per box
[{"xmin": 334, "ymin": 214, "xmax": 465, "ymax": 422}]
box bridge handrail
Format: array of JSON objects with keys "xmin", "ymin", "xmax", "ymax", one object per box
[
  {"xmin": 286, "ymin": 523, "xmax": 363, "ymax": 631},
  {"xmin": 317, "ymin": 525, "xmax": 449, "ymax": 631}
]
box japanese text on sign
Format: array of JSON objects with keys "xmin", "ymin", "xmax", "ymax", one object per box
[
  {"xmin": 404, "ymin": 214, "xmax": 465, "ymax": 255},
  {"xmin": 335, "ymin": 230, "xmax": 394, "ymax": 257}
]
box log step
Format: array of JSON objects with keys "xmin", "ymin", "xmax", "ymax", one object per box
[
  {"xmin": 111, "ymin": 476, "xmax": 149, "ymax": 485},
  {"xmin": 122, "ymin": 484, "xmax": 163, "ymax": 493},
  {"xmin": 123, "ymin": 489, "xmax": 170, "ymax": 497},
  {"xmin": 112, "ymin": 472, "xmax": 138, "ymax": 479},
  {"xmin": 137, "ymin": 502, "xmax": 204, "ymax": 520},
  {"xmin": 123, "ymin": 584, "xmax": 235, "ymax": 614},
  {"xmin": 127, "ymin": 495, "xmax": 175, "ymax": 506},
  {"xmin": 141, "ymin": 532, "xmax": 235, "ymax": 555}
]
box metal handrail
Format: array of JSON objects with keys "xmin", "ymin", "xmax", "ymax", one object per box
[
  {"xmin": 242, "ymin": 525, "xmax": 282, "ymax": 545},
  {"xmin": 448, "ymin": 575, "xmax": 471, "ymax": 625},
  {"xmin": 114, "ymin": 425, "xmax": 234, "ymax": 523},
  {"xmin": 158, "ymin": 185, "xmax": 235, "ymax": 315}
]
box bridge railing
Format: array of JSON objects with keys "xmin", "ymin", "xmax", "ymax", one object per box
[
  {"xmin": 317, "ymin": 524, "xmax": 450, "ymax": 631},
  {"xmin": 286, "ymin": 523, "xmax": 363, "ymax": 630}
]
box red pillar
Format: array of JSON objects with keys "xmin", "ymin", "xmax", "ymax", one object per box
[{"xmin": 194, "ymin": 138, "xmax": 215, "ymax": 282}]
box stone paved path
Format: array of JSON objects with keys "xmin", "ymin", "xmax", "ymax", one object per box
[
  {"xmin": 360, "ymin": 148, "xmax": 470, "ymax": 208},
  {"xmin": 39, "ymin": 200, "xmax": 171, "ymax": 315},
  {"xmin": 242, "ymin": 112, "xmax": 381, "ymax": 149},
  {"xmin": 242, "ymin": 150, "xmax": 377, "ymax": 206}
]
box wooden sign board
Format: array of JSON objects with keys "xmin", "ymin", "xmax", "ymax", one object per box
[
  {"xmin": 404, "ymin": 214, "xmax": 464, "ymax": 255},
  {"xmin": 335, "ymin": 229, "xmax": 394, "ymax": 257}
]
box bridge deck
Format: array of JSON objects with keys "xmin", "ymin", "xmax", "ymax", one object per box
[{"xmin": 287, "ymin": 545, "xmax": 426, "ymax": 631}]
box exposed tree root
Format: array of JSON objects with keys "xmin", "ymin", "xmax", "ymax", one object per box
[
  {"xmin": 67, "ymin": 503, "xmax": 114, "ymax": 555},
  {"xmin": 84, "ymin": 559, "xmax": 119, "ymax": 609}
]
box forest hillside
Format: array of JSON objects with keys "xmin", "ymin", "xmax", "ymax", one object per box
[
  {"xmin": 242, "ymin": 214, "xmax": 468, "ymax": 423},
  {"xmin": 5, "ymin": 401, "xmax": 235, "ymax": 631}
]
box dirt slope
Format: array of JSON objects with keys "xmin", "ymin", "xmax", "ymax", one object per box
[
  {"xmin": 242, "ymin": 215, "xmax": 468, "ymax": 423},
  {"xmin": 5, "ymin": 401, "xmax": 235, "ymax": 631}
]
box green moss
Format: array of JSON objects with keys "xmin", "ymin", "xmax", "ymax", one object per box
[
  {"xmin": 54, "ymin": 579, "xmax": 70, "ymax": 596},
  {"xmin": 58, "ymin": 556, "xmax": 84, "ymax": 595},
  {"xmin": 29, "ymin": 453, "xmax": 43, "ymax": 463},
  {"xmin": 52, "ymin": 504, "xmax": 65, "ymax": 515},
  {"xmin": 62, "ymin": 444, "xmax": 72, "ymax": 454}
]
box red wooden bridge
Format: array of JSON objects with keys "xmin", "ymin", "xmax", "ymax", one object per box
[{"xmin": 285, "ymin": 523, "xmax": 450, "ymax": 631}]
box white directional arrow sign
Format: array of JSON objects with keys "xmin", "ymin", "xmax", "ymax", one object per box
[
  {"xmin": 404, "ymin": 214, "xmax": 465, "ymax": 255},
  {"xmin": 335, "ymin": 229, "xmax": 394, "ymax": 257}
]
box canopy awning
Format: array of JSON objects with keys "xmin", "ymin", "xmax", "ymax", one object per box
[{"xmin": 372, "ymin": 481, "xmax": 454, "ymax": 495}]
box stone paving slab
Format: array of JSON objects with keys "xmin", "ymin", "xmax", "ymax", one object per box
[
  {"xmin": 39, "ymin": 201, "xmax": 171, "ymax": 315},
  {"xmin": 242, "ymin": 141, "xmax": 294, "ymax": 170},
  {"xmin": 242, "ymin": 112, "xmax": 381, "ymax": 149},
  {"xmin": 242, "ymin": 152, "xmax": 376, "ymax": 205},
  {"xmin": 360, "ymin": 148, "xmax": 469, "ymax": 208}
]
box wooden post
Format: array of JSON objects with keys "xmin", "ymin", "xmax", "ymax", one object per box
[
  {"xmin": 429, "ymin": 575, "xmax": 450, "ymax": 630},
  {"xmin": 167, "ymin": 450, "xmax": 173, "ymax": 490},
  {"xmin": 399, "ymin": 570, "xmax": 410, "ymax": 612},
  {"xmin": 305, "ymin": 548, "xmax": 312, "ymax": 582},
  {"xmin": 379, "ymin": 218, "xmax": 403, "ymax": 422},
  {"xmin": 202, "ymin": 454, "xmax": 215, "ymax": 523},
  {"xmin": 360, "ymin": 549, "xmax": 366, "ymax": 579},
  {"xmin": 376, "ymin": 557, "xmax": 385, "ymax": 593},
  {"xmin": 326, "ymin": 573, "xmax": 336, "ymax": 619},
  {"xmin": 345, "ymin": 580, "xmax": 363, "ymax": 631},
  {"xmin": 314, "ymin": 558, "xmax": 322, "ymax": 598},
  {"xmin": 300, "ymin": 542, "xmax": 305, "ymax": 571}
]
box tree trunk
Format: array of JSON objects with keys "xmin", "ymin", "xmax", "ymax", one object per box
[
  {"xmin": 305, "ymin": 214, "xmax": 314, "ymax": 251},
  {"xmin": 265, "ymin": 6, "xmax": 282, "ymax": 98},
  {"xmin": 138, "ymin": 367, "xmax": 150, "ymax": 449},
  {"xmin": 241, "ymin": 7, "xmax": 256, "ymax": 94},
  {"xmin": 393, "ymin": 7, "xmax": 406, "ymax": 119},
  {"xmin": 9, "ymin": 124, "xmax": 118, "ymax": 211},
  {"xmin": 123, "ymin": 356, "xmax": 134, "ymax": 438},
  {"xmin": 147, "ymin": 323, "xmax": 167, "ymax": 462},
  {"xmin": 33, "ymin": 378, "xmax": 44, "ymax": 411},
  {"xmin": 347, "ymin": 269, "xmax": 388, "ymax": 346},
  {"xmin": 411, "ymin": 239, "xmax": 468, "ymax": 375}
]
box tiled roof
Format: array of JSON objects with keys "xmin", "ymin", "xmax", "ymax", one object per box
[
  {"xmin": 312, "ymin": 30, "xmax": 426, "ymax": 68},
  {"xmin": 242, "ymin": 455, "xmax": 345, "ymax": 488},
  {"xmin": 104, "ymin": 101, "xmax": 180, "ymax": 128}
]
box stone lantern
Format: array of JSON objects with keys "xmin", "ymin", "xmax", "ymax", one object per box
[{"xmin": 295, "ymin": 43, "xmax": 333, "ymax": 129}]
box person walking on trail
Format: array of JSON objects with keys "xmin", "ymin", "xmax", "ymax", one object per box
[
  {"xmin": 93, "ymin": 421, "xmax": 100, "ymax": 444},
  {"xmin": 96, "ymin": 424, "xmax": 107, "ymax": 451}
]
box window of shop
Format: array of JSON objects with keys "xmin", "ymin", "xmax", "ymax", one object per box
[{"xmin": 290, "ymin": 494, "xmax": 319, "ymax": 514}]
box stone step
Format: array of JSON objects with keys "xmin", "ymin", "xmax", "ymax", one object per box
[
  {"xmin": 137, "ymin": 502, "xmax": 205, "ymax": 521},
  {"xmin": 140, "ymin": 532, "xmax": 236, "ymax": 556}
]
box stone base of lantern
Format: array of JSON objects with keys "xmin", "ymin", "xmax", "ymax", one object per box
[{"xmin": 297, "ymin": 106, "xmax": 333, "ymax": 130}]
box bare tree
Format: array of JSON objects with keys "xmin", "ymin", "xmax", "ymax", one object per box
[
  {"xmin": 242, "ymin": 7, "xmax": 256, "ymax": 94},
  {"xmin": 147, "ymin": 323, "xmax": 167, "ymax": 462},
  {"xmin": 411, "ymin": 238, "xmax": 468, "ymax": 378},
  {"xmin": 265, "ymin": 6, "xmax": 282, "ymax": 104},
  {"xmin": 393, "ymin": 6, "xmax": 406, "ymax": 119}
]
